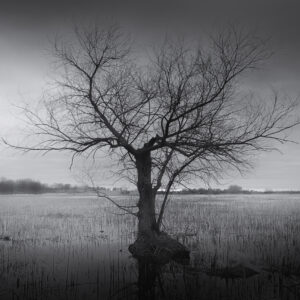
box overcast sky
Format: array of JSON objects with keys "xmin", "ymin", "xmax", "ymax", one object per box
[{"xmin": 0, "ymin": 1, "xmax": 300, "ymax": 190}]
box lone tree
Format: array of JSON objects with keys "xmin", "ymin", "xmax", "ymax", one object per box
[{"xmin": 6, "ymin": 25, "xmax": 299, "ymax": 261}]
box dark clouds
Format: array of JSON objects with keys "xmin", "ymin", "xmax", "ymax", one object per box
[
  {"xmin": 1, "ymin": 1, "xmax": 300, "ymax": 33},
  {"xmin": 1, "ymin": 1, "xmax": 300, "ymax": 64},
  {"xmin": 0, "ymin": 1, "xmax": 299, "ymax": 52}
]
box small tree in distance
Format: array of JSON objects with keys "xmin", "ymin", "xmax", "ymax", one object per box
[
  {"xmin": 5, "ymin": 24, "xmax": 299, "ymax": 260},
  {"xmin": 227, "ymin": 185, "xmax": 243, "ymax": 194}
]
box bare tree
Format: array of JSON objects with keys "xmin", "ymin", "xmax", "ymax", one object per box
[{"xmin": 5, "ymin": 25, "xmax": 299, "ymax": 259}]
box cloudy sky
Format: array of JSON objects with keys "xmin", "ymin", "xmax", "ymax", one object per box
[{"xmin": 0, "ymin": 0, "xmax": 300, "ymax": 190}]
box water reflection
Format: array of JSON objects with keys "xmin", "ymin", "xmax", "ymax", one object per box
[
  {"xmin": 137, "ymin": 260, "xmax": 162, "ymax": 299},
  {"xmin": 132, "ymin": 250, "xmax": 196, "ymax": 300},
  {"xmin": 1, "ymin": 194, "xmax": 300, "ymax": 299},
  {"xmin": 0, "ymin": 239, "xmax": 299, "ymax": 300}
]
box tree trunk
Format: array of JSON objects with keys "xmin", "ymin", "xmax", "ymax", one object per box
[
  {"xmin": 136, "ymin": 152, "xmax": 157, "ymax": 237},
  {"xmin": 129, "ymin": 151, "xmax": 190, "ymax": 264}
]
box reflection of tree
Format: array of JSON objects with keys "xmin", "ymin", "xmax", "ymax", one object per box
[
  {"xmin": 137, "ymin": 259, "xmax": 166, "ymax": 300},
  {"xmin": 137, "ymin": 261, "xmax": 157, "ymax": 299},
  {"xmin": 111, "ymin": 258, "xmax": 165, "ymax": 299}
]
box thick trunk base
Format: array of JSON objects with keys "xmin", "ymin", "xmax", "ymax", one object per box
[{"xmin": 128, "ymin": 232, "xmax": 190, "ymax": 265}]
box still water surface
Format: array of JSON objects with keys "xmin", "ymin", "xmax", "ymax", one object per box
[{"xmin": 0, "ymin": 193, "xmax": 300, "ymax": 299}]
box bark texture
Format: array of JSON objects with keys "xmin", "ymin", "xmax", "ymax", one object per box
[
  {"xmin": 136, "ymin": 152, "xmax": 157, "ymax": 236},
  {"xmin": 131, "ymin": 152, "xmax": 190, "ymax": 264}
]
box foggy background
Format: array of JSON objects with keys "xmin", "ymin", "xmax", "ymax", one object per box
[{"xmin": 0, "ymin": 0, "xmax": 299, "ymax": 190}]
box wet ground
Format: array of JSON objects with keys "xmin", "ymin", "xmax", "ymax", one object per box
[{"xmin": 0, "ymin": 193, "xmax": 300, "ymax": 299}]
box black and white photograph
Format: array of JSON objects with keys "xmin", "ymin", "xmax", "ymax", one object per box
[{"xmin": 0, "ymin": 1, "xmax": 300, "ymax": 299}]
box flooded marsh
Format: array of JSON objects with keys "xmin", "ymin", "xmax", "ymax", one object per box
[{"xmin": 0, "ymin": 193, "xmax": 300, "ymax": 299}]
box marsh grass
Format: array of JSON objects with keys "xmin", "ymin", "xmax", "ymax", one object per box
[{"xmin": 0, "ymin": 193, "xmax": 299, "ymax": 299}]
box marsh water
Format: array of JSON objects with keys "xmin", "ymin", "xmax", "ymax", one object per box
[{"xmin": 0, "ymin": 193, "xmax": 300, "ymax": 299}]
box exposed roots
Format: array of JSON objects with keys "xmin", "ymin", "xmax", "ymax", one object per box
[{"xmin": 128, "ymin": 232, "xmax": 190, "ymax": 265}]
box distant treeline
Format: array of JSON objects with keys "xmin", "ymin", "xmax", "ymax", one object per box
[
  {"xmin": 1, "ymin": 180, "xmax": 299, "ymax": 195},
  {"xmin": 0, "ymin": 178, "xmax": 91, "ymax": 194},
  {"xmin": 158, "ymin": 185, "xmax": 300, "ymax": 195}
]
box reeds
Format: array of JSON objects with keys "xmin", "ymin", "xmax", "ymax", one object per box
[{"xmin": 0, "ymin": 193, "xmax": 299, "ymax": 299}]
